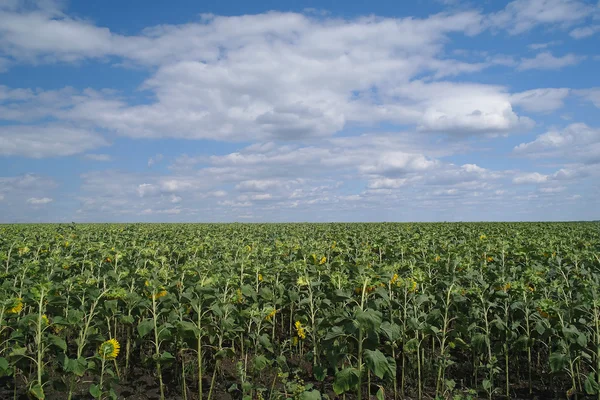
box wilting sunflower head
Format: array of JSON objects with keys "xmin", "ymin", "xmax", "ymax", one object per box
[{"xmin": 99, "ymin": 338, "xmax": 120, "ymax": 360}]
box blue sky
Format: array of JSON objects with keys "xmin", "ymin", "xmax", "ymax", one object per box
[{"xmin": 0, "ymin": 0, "xmax": 599, "ymax": 222}]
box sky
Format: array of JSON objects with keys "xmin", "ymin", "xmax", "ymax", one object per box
[{"xmin": 0, "ymin": 0, "xmax": 599, "ymax": 223}]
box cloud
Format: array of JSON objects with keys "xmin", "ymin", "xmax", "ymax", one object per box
[
  {"xmin": 510, "ymin": 88, "xmax": 571, "ymax": 112},
  {"xmin": 84, "ymin": 153, "xmax": 112, "ymax": 161},
  {"xmin": 513, "ymin": 172, "xmax": 549, "ymax": 184},
  {"xmin": 358, "ymin": 152, "xmax": 437, "ymax": 176},
  {"xmin": 385, "ymin": 81, "xmax": 533, "ymax": 135},
  {"xmin": 575, "ymin": 88, "xmax": 600, "ymax": 108},
  {"xmin": 539, "ymin": 186, "xmax": 566, "ymax": 193},
  {"xmin": 570, "ymin": 25, "xmax": 600, "ymax": 38},
  {"xmin": 235, "ymin": 180, "xmax": 281, "ymax": 192},
  {"xmin": 514, "ymin": 123, "xmax": 600, "ymax": 164},
  {"xmin": 488, "ymin": 0, "xmax": 593, "ymax": 34},
  {"xmin": 147, "ymin": 153, "xmax": 164, "ymax": 167},
  {"xmin": 0, "ymin": 173, "xmax": 56, "ymax": 191},
  {"xmin": 0, "ymin": 125, "xmax": 108, "ymax": 157},
  {"xmin": 528, "ymin": 40, "xmax": 562, "ymax": 50},
  {"xmin": 0, "ymin": 4, "xmax": 116, "ymax": 63},
  {"xmin": 140, "ymin": 207, "xmax": 182, "ymax": 215},
  {"xmin": 518, "ymin": 52, "xmax": 585, "ymax": 70},
  {"xmin": 0, "ymin": 7, "xmax": 518, "ymax": 142},
  {"xmin": 26, "ymin": 197, "xmax": 53, "ymax": 205}
]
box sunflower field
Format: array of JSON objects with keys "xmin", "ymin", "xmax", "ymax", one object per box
[{"xmin": 0, "ymin": 222, "xmax": 599, "ymax": 400}]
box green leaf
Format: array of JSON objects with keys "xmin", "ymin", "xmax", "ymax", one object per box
[
  {"xmin": 89, "ymin": 383, "xmax": 101, "ymax": 398},
  {"xmin": 323, "ymin": 326, "xmax": 346, "ymax": 341},
  {"xmin": 120, "ymin": 315, "xmax": 135, "ymax": 325},
  {"xmin": 253, "ymin": 355, "xmax": 269, "ymax": 371},
  {"xmin": 72, "ymin": 357, "xmax": 88, "ymax": 377},
  {"xmin": 549, "ymin": 352, "xmax": 568, "ymax": 373},
  {"xmin": 47, "ymin": 334, "xmax": 67, "ymax": 351},
  {"xmin": 299, "ymin": 390, "xmax": 322, "ymax": 400},
  {"xmin": 177, "ymin": 321, "xmax": 199, "ymax": 336},
  {"xmin": 535, "ymin": 322, "xmax": 546, "ymax": 335},
  {"xmin": 364, "ymin": 349, "xmax": 391, "ymax": 379},
  {"xmin": 577, "ymin": 333, "xmax": 588, "ymax": 348},
  {"xmin": 585, "ymin": 372, "xmax": 600, "ymax": 395},
  {"xmin": 333, "ymin": 367, "xmax": 360, "ymax": 395},
  {"xmin": 313, "ymin": 365, "xmax": 326, "ymax": 382},
  {"xmin": 137, "ymin": 319, "xmax": 154, "ymax": 338},
  {"xmin": 482, "ymin": 379, "xmax": 492, "ymax": 391},
  {"xmin": 355, "ymin": 309, "xmax": 382, "ymax": 333},
  {"xmin": 376, "ymin": 387, "xmax": 385, "ymax": 400},
  {"xmin": 29, "ymin": 383, "xmax": 45, "ymax": 399},
  {"xmin": 215, "ymin": 348, "xmax": 236, "ymax": 360},
  {"xmin": 404, "ymin": 338, "xmax": 419, "ymax": 353},
  {"xmin": 380, "ymin": 322, "xmax": 401, "ymax": 342},
  {"xmin": 0, "ymin": 357, "xmax": 9, "ymax": 372},
  {"xmin": 471, "ymin": 333, "xmax": 489, "ymax": 352},
  {"xmin": 258, "ymin": 334, "xmax": 273, "ymax": 352},
  {"xmin": 160, "ymin": 351, "xmax": 176, "ymax": 363}
]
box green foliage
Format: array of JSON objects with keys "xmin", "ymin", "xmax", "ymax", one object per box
[{"xmin": 0, "ymin": 222, "xmax": 598, "ymax": 399}]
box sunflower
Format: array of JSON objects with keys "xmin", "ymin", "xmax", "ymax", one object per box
[
  {"xmin": 151, "ymin": 289, "xmax": 168, "ymax": 300},
  {"xmin": 258, "ymin": 274, "xmax": 263, "ymax": 282},
  {"xmin": 99, "ymin": 338, "xmax": 120, "ymax": 360},
  {"xmin": 6, "ymin": 298, "xmax": 23, "ymax": 314},
  {"xmin": 390, "ymin": 273, "xmax": 399, "ymax": 285},
  {"xmin": 295, "ymin": 321, "xmax": 306, "ymax": 340},
  {"xmin": 319, "ymin": 256, "xmax": 326, "ymax": 265},
  {"xmin": 265, "ymin": 308, "xmax": 278, "ymax": 322}
]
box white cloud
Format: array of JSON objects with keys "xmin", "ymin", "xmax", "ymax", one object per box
[
  {"xmin": 141, "ymin": 207, "xmax": 182, "ymax": 215},
  {"xmin": 27, "ymin": 197, "xmax": 53, "ymax": 205},
  {"xmin": 367, "ymin": 178, "xmax": 407, "ymax": 189},
  {"xmin": 236, "ymin": 180, "xmax": 280, "ymax": 192},
  {"xmin": 539, "ymin": 186, "xmax": 566, "ymax": 193},
  {"xmin": 2, "ymin": 8, "xmax": 520, "ymax": 142},
  {"xmin": 514, "ymin": 123, "xmax": 600, "ymax": 164},
  {"xmin": 84, "ymin": 153, "xmax": 112, "ymax": 161},
  {"xmin": 386, "ymin": 81, "xmax": 533, "ymax": 135},
  {"xmin": 575, "ymin": 88, "xmax": 600, "ymax": 108},
  {"xmin": 513, "ymin": 172, "xmax": 549, "ymax": 184},
  {"xmin": 570, "ymin": 25, "xmax": 600, "ymax": 38},
  {"xmin": 510, "ymin": 88, "xmax": 571, "ymax": 112},
  {"xmin": 518, "ymin": 52, "xmax": 585, "ymax": 70},
  {"xmin": 488, "ymin": 0, "xmax": 593, "ymax": 34},
  {"xmin": 0, "ymin": 125, "xmax": 108, "ymax": 157},
  {"xmin": 0, "ymin": 173, "xmax": 56, "ymax": 191},
  {"xmin": 359, "ymin": 152, "xmax": 437, "ymax": 176},
  {"xmin": 528, "ymin": 41, "xmax": 562, "ymax": 49}
]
